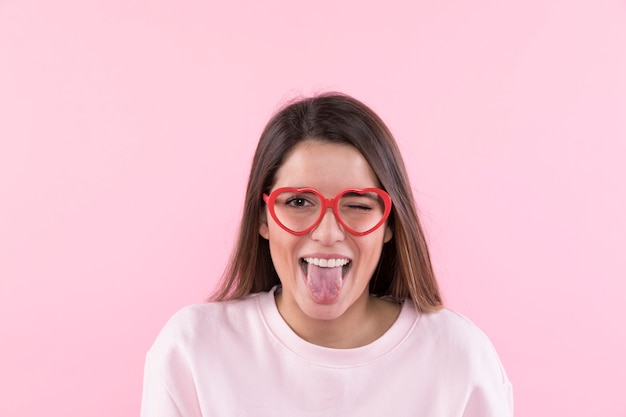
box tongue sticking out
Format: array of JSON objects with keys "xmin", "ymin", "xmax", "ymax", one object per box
[{"xmin": 306, "ymin": 264, "xmax": 343, "ymax": 303}]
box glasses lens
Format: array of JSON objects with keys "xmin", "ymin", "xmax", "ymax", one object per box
[
  {"xmin": 272, "ymin": 191, "xmax": 322, "ymax": 233},
  {"xmin": 337, "ymin": 191, "xmax": 386, "ymax": 233},
  {"xmin": 272, "ymin": 190, "xmax": 387, "ymax": 234}
]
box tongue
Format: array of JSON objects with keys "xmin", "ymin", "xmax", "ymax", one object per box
[{"xmin": 306, "ymin": 264, "xmax": 343, "ymax": 303}]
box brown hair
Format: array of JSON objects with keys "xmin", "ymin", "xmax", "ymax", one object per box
[{"xmin": 211, "ymin": 92, "xmax": 442, "ymax": 312}]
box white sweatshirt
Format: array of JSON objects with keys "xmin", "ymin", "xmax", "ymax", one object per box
[{"xmin": 141, "ymin": 287, "xmax": 513, "ymax": 416}]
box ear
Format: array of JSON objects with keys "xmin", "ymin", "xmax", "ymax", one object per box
[
  {"xmin": 383, "ymin": 225, "xmax": 393, "ymax": 243},
  {"xmin": 259, "ymin": 210, "xmax": 270, "ymax": 240}
]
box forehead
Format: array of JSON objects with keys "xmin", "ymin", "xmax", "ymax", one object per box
[{"xmin": 272, "ymin": 140, "xmax": 380, "ymax": 192}]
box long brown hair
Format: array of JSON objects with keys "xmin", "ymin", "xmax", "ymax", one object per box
[{"xmin": 211, "ymin": 93, "xmax": 442, "ymax": 312}]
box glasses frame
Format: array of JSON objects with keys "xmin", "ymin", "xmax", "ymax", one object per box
[{"xmin": 263, "ymin": 187, "xmax": 392, "ymax": 236}]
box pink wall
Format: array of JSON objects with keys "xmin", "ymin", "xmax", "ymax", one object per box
[{"xmin": 1, "ymin": 1, "xmax": 625, "ymax": 415}]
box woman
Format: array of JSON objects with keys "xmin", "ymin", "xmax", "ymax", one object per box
[{"xmin": 141, "ymin": 93, "xmax": 513, "ymax": 416}]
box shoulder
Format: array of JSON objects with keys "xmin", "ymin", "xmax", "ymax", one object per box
[
  {"xmin": 413, "ymin": 308, "xmax": 510, "ymax": 384},
  {"xmin": 407, "ymin": 308, "xmax": 513, "ymax": 414},
  {"xmin": 419, "ymin": 308, "xmax": 494, "ymax": 343},
  {"xmin": 165, "ymin": 294, "xmax": 261, "ymax": 327},
  {"xmin": 147, "ymin": 293, "xmax": 265, "ymax": 359}
]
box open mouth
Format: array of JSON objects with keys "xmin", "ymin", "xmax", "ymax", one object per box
[
  {"xmin": 300, "ymin": 257, "xmax": 351, "ymax": 276},
  {"xmin": 299, "ymin": 257, "xmax": 352, "ymax": 303}
]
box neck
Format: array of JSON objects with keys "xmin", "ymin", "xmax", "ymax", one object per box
[{"xmin": 274, "ymin": 291, "xmax": 401, "ymax": 349}]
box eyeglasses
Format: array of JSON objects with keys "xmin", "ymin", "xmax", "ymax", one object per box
[{"xmin": 263, "ymin": 187, "xmax": 392, "ymax": 236}]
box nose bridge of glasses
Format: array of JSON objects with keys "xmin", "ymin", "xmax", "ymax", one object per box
[
  {"xmin": 311, "ymin": 204, "xmax": 345, "ymax": 241},
  {"xmin": 308, "ymin": 195, "xmax": 340, "ymax": 229},
  {"xmin": 319, "ymin": 197, "xmax": 341, "ymax": 222},
  {"xmin": 322, "ymin": 196, "xmax": 344, "ymax": 221},
  {"xmin": 323, "ymin": 196, "xmax": 336, "ymax": 209}
]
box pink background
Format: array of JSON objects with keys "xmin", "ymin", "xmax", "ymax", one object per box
[{"xmin": 1, "ymin": 0, "xmax": 625, "ymax": 416}]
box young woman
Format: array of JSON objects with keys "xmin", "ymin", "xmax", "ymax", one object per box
[{"xmin": 141, "ymin": 93, "xmax": 513, "ymax": 416}]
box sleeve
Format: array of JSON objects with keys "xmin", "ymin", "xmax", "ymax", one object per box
[
  {"xmin": 462, "ymin": 378, "xmax": 514, "ymax": 417},
  {"xmin": 451, "ymin": 311, "xmax": 515, "ymax": 417},
  {"xmin": 140, "ymin": 351, "xmax": 184, "ymax": 417},
  {"xmin": 140, "ymin": 307, "xmax": 206, "ymax": 417}
]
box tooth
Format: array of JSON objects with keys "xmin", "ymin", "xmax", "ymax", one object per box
[{"xmin": 302, "ymin": 258, "xmax": 351, "ymax": 268}]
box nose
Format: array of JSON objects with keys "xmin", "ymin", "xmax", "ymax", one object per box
[{"xmin": 310, "ymin": 209, "xmax": 345, "ymax": 244}]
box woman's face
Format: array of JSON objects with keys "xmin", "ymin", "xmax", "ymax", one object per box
[{"xmin": 259, "ymin": 140, "xmax": 392, "ymax": 321}]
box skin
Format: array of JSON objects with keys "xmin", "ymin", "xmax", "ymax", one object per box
[{"xmin": 259, "ymin": 139, "xmax": 401, "ymax": 349}]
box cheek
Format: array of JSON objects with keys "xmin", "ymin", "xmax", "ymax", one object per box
[
  {"xmin": 266, "ymin": 229, "xmax": 301, "ymax": 270},
  {"xmin": 356, "ymin": 236, "xmax": 387, "ymax": 269}
]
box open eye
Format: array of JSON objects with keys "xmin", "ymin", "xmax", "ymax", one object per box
[
  {"xmin": 279, "ymin": 192, "xmax": 319, "ymax": 211},
  {"xmin": 285, "ymin": 196, "xmax": 313, "ymax": 208}
]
